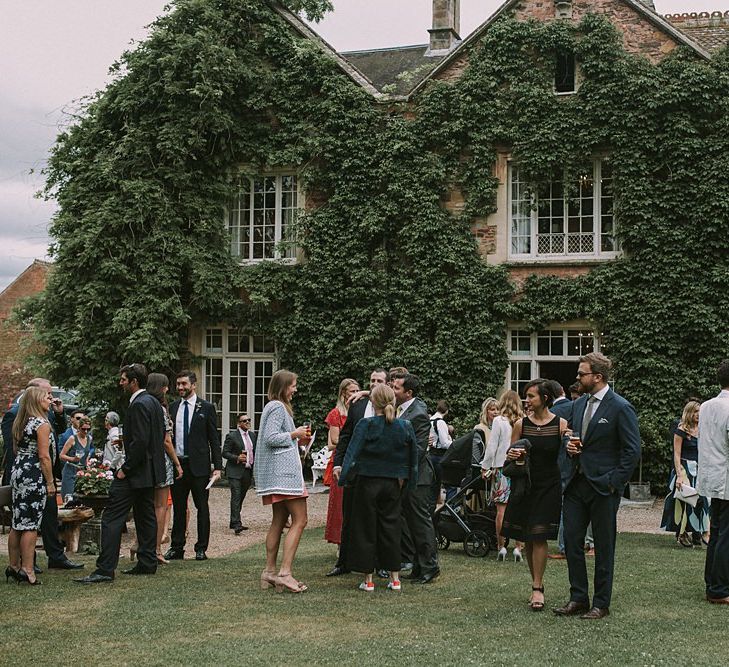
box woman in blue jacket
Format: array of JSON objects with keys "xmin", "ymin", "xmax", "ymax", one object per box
[{"xmin": 340, "ymin": 383, "xmax": 418, "ymax": 592}]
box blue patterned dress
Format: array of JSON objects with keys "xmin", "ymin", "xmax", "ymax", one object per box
[{"xmin": 10, "ymin": 416, "xmax": 54, "ymax": 531}]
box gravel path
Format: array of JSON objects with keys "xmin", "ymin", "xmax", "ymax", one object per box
[{"xmin": 0, "ymin": 485, "xmax": 666, "ymax": 560}]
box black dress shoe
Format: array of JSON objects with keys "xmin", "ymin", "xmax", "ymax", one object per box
[
  {"xmin": 33, "ymin": 564, "xmax": 43, "ymax": 575},
  {"xmin": 417, "ymin": 569, "xmax": 441, "ymax": 584},
  {"xmin": 48, "ymin": 559, "xmax": 84, "ymax": 570},
  {"xmin": 195, "ymin": 550, "xmax": 208, "ymax": 561},
  {"xmin": 401, "ymin": 570, "xmax": 422, "ymax": 580},
  {"xmin": 580, "ymin": 606, "xmax": 610, "ymax": 619},
  {"xmin": 553, "ymin": 600, "xmax": 590, "ymax": 616},
  {"xmin": 234, "ymin": 526, "xmax": 248, "ymax": 534},
  {"xmin": 74, "ymin": 572, "xmax": 114, "ymax": 584},
  {"xmin": 325, "ymin": 566, "xmax": 349, "ymax": 577},
  {"xmin": 164, "ymin": 548, "xmax": 184, "ymax": 560},
  {"xmin": 122, "ymin": 565, "xmax": 156, "ymax": 575}
]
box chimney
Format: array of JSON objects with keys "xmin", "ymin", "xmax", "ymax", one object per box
[{"xmin": 428, "ymin": 0, "xmax": 461, "ymax": 55}]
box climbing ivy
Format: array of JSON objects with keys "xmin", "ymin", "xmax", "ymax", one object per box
[{"xmin": 30, "ymin": 0, "xmax": 729, "ymax": 488}]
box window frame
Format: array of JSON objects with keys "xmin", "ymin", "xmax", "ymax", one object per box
[
  {"xmin": 226, "ymin": 170, "xmax": 302, "ymax": 264},
  {"xmin": 507, "ymin": 159, "xmax": 619, "ymax": 262}
]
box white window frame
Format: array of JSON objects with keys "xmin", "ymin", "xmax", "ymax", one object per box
[
  {"xmin": 508, "ymin": 159, "xmax": 619, "ymax": 261},
  {"xmin": 201, "ymin": 327, "xmax": 277, "ymax": 433},
  {"xmin": 506, "ymin": 325, "xmax": 607, "ymax": 394},
  {"xmin": 226, "ymin": 171, "xmax": 302, "ymax": 264}
]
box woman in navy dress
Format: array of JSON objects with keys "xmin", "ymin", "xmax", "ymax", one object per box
[
  {"xmin": 502, "ymin": 379, "xmax": 568, "ymax": 611},
  {"xmin": 7, "ymin": 386, "xmax": 56, "ymax": 585}
]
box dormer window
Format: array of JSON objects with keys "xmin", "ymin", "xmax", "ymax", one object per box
[{"xmin": 555, "ymin": 51, "xmax": 576, "ymax": 94}]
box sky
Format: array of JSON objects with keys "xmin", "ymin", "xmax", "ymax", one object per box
[{"xmin": 0, "ymin": 0, "xmax": 725, "ymax": 291}]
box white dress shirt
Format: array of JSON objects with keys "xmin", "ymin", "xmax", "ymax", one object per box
[
  {"xmin": 397, "ymin": 397, "xmax": 415, "ymax": 417},
  {"xmin": 175, "ymin": 393, "xmax": 197, "ymax": 457},
  {"xmin": 364, "ymin": 400, "xmax": 375, "ymax": 419},
  {"xmin": 129, "ymin": 389, "xmax": 145, "ymax": 404},
  {"xmin": 430, "ymin": 412, "xmax": 452, "ymax": 449},
  {"xmin": 584, "ymin": 384, "xmax": 610, "ymax": 416},
  {"xmin": 698, "ymin": 390, "xmax": 729, "ymax": 500}
]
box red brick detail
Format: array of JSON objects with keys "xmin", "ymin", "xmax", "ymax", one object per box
[
  {"xmin": 508, "ymin": 263, "xmax": 592, "ymax": 288},
  {"xmin": 472, "ymin": 220, "xmax": 497, "ymax": 256}
]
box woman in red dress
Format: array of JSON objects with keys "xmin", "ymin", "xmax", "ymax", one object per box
[{"xmin": 324, "ymin": 378, "xmax": 360, "ymax": 548}]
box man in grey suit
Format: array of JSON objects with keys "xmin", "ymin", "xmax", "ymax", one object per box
[
  {"xmin": 554, "ymin": 353, "xmax": 640, "ymax": 619},
  {"xmin": 393, "ymin": 373, "xmax": 440, "ymax": 584},
  {"xmin": 222, "ymin": 413, "xmax": 257, "ymax": 534},
  {"xmin": 697, "ymin": 359, "xmax": 729, "ymax": 604}
]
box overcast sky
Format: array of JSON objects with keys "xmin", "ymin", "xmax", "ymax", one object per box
[{"xmin": 0, "ymin": 0, "xmax": 724, "ymax": 290}]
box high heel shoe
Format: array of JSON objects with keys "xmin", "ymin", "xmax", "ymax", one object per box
[
  {"xmin": 156, "ymin": 553, "xmax": 169, "ymax": 565},
  {"xmin": 260, "ymin": 570, "xmax": 277, "ymax": 590},
  {"xmin": 274, "ymin": 573, "xmax": 307, "ymax": 593},
  {"xmin": 5, "ymin": 566, "xmax": 19, "ymax": 583},
  {"xmin": 513, "ymin": 547, "xmax": 523, "ymax": 562},
  {"xmin": 529, "ymin": 586, "xmax": 545, "ymax": 611},
  {"xmin": 496, "ymin": 547, "xmax": 507, "ymax": 562},
  {"xmin": 17, "ymin": 569, "xmax": 42, "ymax": 586}
]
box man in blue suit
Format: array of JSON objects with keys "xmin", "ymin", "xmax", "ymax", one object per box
[{"xmin": 553, "ymin": 353, "xmax": 640, "ymax": 620}]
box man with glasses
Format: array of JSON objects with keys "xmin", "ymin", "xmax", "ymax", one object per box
[
  {"xmin": 554, "ymin": 352, "xmax": 640, "ymax": 619},
  {"xmin": 222, "ymin": 414, "xmax": 257, "ymax": 534}
]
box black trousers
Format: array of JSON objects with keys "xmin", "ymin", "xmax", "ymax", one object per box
[
  {"xmin": 95, "ymin": 478, "xmax": 156, "ymax": 576},
  {"xmin": 335, "ymin": 485, "xmax": 354, "ymax": 569},
  {"xmin": 348, "ymin": 476, "xmax": 403, "ymax": 573},
  {"xmin": 402, "ymin": 482, "xmax": 439, "ymax": 576},
  {"xmin": 40, "ymin": 494, "xmax": 66, "ymax": 563},
  {"xmin": 705, "ymin": 498, "xmax": 729, "ymax": 599},
  {"xmin": 171, "ymin": 460, "xmax": 211, "ymax": 552},
  {"xmin": 563, "ymin": 474, "xmax": 621, "ymax": 609},
  {"xmin": 228, "ymin": 469, "xmax": 253, "ymax": 528}
]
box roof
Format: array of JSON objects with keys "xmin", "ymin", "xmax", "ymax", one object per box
[
  {"xmin": 340, "ymin": 45, "xmax": 446, "ymax": 97},
  {"xmin": 665, "ymin": 11, "xmax": 729, "ymax": 53}
]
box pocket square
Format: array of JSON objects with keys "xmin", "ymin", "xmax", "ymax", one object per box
[{"xmin": 598, "ymin": 418, "xmax": 609, "ymax": 424}]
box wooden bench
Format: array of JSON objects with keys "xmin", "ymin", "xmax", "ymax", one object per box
[{"xmin": 58, "ymin": 506, "xmax": 94, "ymax": 553}]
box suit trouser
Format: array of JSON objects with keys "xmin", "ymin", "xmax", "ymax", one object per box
[
  {"xmin": 402, "ymin": 482, "xmax": 439, "ymax": 576},
  {"xmin": 228, "ymin": 469, "xmax": 253, "ymax": 528},
  {"xmin": 96, "ymin": 478, "xmax": 156, "ymax": 576},
  {"xmin": 563, "ymin": 474, "xmax": 621, "ymax": 608},
  {"xmin": 335, "ymin": 485, "xmax": 354, "ymax": 569},
  {"xmin": 348, "ymin": 476, "xmax": 402, "ymax": 573},
  {"xmin": 171, "ymin": 460, "xmax": 211, "ymax": 552},
  {"xmin": 705, "ymin": 498, "xmax": 729, "ymax": 599},
  {"xmin": 40, "ymin": 493, "xmax": 66, "ymax": 563}
]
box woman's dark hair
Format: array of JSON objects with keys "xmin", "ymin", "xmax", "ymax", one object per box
[
  {"xmin": 523, "ymin": 378, "xmax": 555, "ymax": 408},
  {"xmin": 146, "ymin": 372, "xmax": 170, "ymax": 407}
]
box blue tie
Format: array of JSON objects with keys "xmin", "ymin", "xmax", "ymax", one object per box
[{"xmin": 183, "ymin": 400, "xmax": 190, "ymax": 457}]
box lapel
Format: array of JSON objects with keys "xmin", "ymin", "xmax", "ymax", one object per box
[
  {"xmin": 235, "ymin": 429, "xmax": 246, "ymax": 452},
  {"xmin": 583, "ymin": 389, "xmax": 614, "ymax": 446},
  {"xmin": 169, "ymin": 399, "xmax": 179, "ymax": 420}
]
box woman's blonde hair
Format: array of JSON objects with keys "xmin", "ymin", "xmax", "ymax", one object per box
[
  {"xmin": 267, "ymin": 369, "xmax": 298, "ymax": 415},
  {"xmin": 336, "ymin": 378, "xmax": 359, "ymax": 416},
  {"xmin": 498, "ymin": 390, "xmax": 524, "ymax": 426},
  {"xmin": 12, "ymin": 386, "xmax": 49, "ymax": 452},
  {"xmin": 679, "ymin": 400, "xmax": 700, "ymax": 433},
  {"xmin": 478, "ymin": 397, "xmax": 498, "ymax": 428},
  {"xmin": 371, "ymin": 384, "xmax": 396, "ymax": 424}
]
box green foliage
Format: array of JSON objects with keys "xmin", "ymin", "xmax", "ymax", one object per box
[{"xmin": 34, "ymin": 2, "xmax": 729, "ymax": 486}]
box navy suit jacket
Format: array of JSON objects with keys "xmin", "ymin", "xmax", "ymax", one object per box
[
  {"xmin": 559, "ymin": 388, "xmax": 641, "ymax": 496},
  {"xmin": 121, "ymin": 391, "xmax": 166, "ymax": 489},
  {"xmin": 169, "ymin": 397, "xmax": 222, "ymax": 478},
  {"xmin": 550, "ymin": 397, "xmax": 574, "ymax": 421}
]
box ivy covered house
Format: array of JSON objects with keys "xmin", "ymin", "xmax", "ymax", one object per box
[{"xmin": 40, "ymin": 0, "xmax": 729, "ymax": 485}]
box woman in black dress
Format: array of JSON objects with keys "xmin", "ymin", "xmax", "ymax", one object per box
[{"xmin": 502, "ymin": 379, "xmax": 568, "ymax": 611}]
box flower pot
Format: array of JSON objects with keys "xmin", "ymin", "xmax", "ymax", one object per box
[
  {"xmin": 73, "ymin": 493, "xmax": 110, "ymax": 517},
  {"xmin": 628, "ymin": 482, "xmax": 651, "ymax": 502}
]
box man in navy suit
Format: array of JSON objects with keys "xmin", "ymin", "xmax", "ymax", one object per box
[{"xmin": 554, "ymin": 353, "xmax": 640, "ymax": 619}]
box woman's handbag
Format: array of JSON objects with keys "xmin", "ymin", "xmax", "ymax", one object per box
[{"xmin": 502, "ymin": 439, "xmax": 531, "ymax": 503}]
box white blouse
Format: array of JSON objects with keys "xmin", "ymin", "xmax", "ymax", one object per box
[{"xmin": 479, "ymin": 415, "xmax": 513, "ymax": 470}]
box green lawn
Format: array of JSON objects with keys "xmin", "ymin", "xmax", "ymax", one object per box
[{"xmin": 2, "ymin": 531, "xmax": 727, "ymax": 666}]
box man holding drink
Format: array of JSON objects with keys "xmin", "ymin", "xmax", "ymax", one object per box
[{"xmin": 554, "ymin": 353, "xmax": 640, "ymax": 619}]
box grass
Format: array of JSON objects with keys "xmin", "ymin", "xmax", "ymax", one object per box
[{"xmin": 2, "ymin": 530, "xmax": 728, "ymax": 666}]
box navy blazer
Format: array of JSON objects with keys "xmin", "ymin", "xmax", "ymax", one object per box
[
  {"xmin": 559, "ymin": 388, "xmax": 641, "ymax": 496},
  {"xmin": 550, "ymin": 397, "xmax": 574, "ymax": 422},
  {"xmin": 121, "ymin": 391, "xmax": 166, "ymax": 489},
  {"xmin": 169, "ymin": 397, "xmax": 222, "ymax": 478}
]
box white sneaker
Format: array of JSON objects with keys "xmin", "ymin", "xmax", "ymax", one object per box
[
  {"xmin": 513, "ymin": 547, "xmax": 523, "ymax": 562},
  {"xmin": 387, "ymin": 580, "xmax": 401, "ymax": 591},
  {"xmin": 358, "ymin": 581, "xmax": 374, "ymax": 592},
  {"xmin": 497, "ymin": 547, "xmax": 508, "ymax": 562}
]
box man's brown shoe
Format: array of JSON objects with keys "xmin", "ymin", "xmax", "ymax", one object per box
[
  {"xmin": 580, "ymin": 607, "xmax": 610, "ymax": 619},
  {"xmin": 707, "ymin": 595, "xmax": 729, "ymax": 605},
  {"xmin": 553, "ymin": 601, "xmax": 589, "ymax": 616}
]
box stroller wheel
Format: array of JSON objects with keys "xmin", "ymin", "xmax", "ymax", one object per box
[
  {"xmin": 464, "ymin": 530, "xmax": 490, "ymax": 558},
  {"xmin": 437, "ymin": 534, "xmax": 450, "ymax": 551}
]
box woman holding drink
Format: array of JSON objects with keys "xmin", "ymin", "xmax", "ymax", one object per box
[
  {"xmin": 254, "ymin": 370, "xmax": 312, "ymax": 593},
  {"xmin": 501, "ymin": 379, "xmax": 568, "ymax": 611}
]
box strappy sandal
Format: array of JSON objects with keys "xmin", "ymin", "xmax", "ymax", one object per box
[
  {"xmin": 530, "ymin": 586, "xmax": 545, "ymax": 611},
  {"xmin": 275, "ymin": 573, "xmax": 308, "ymax": 593}
]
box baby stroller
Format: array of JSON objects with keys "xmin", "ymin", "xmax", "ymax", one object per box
[{"xmin": 433, "ymin": 430, "xmax": 497, "ymax": 557}]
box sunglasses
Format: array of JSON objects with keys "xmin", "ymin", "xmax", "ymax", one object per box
[
  {"xmin": 239, "ymin": 419, "xmax": 251, "ymax": 423},
  {"xmin": 81, "ymin": 427, "xmax": 91, "ymax": 431}
]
